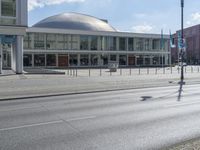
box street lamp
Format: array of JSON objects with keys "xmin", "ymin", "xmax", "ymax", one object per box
[{"xmin": 180, "ymin": 0, "xmax": 184, "ymax": 81}]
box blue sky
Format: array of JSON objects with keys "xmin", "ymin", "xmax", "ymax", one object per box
[{"xmin": 28, "ymin": 0, "xmax": 200, "ymax": 34}]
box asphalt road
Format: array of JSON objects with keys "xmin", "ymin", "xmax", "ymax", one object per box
[{"xmin": 1, "ymin": 84, "xmax": 200, "ymax": 150}]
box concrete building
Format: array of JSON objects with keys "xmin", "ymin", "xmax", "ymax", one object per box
[
  {"xmin": 0, "ymin": 0, "xmax": 27, "ymax": 74},
  {"xmin": 21, "ymin": 12, "xmax": 170, "ymax": 69},
  {"xmin": 171, "ymin": 24, "xmax": 200, "ymax": 65}
]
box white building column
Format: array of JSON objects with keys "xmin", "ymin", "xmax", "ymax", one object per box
[{"xmin": 12, "ymin": 36, "xmax": 23, "ymax": 74}]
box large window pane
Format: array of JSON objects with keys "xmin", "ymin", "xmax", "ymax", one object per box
[
  {"xmin": 46, "ymin": 34, "xmax": 56, "ymax": 49},
  {"xmin": 34, "ymin": 33, "xmax": 45, "ymax": 49},
  {"xmin": 46, "ymin": 54, "xmax": 56, "ymax": 66},
  {"xmin": 90, "ymin": 36, "xmax": 98, "ymax": 50},
  {"xmin": 23, "ymin": 54, "xmax": 32, "ymax": 67},
  {"xmin": 80, "ymin": 54, "xmax": 89, "ymax": 66},
  {"xmin": 57, "ymin": 34, "xmax": 68, "ymax": 50},
  {"xmin": 91, "ymin": 54, "xmax": 98, "ymax": 66},
  {"xmin": 135, "ymin": 38, "xmax": 144, "ymax": 51},
  {"xmin": 128, "ymin": 38, "xmax": 134, "ymax": 51},
  {"xmin": 119, "ymin": 55, "xmax": 127, "ymax": 65},
  {"xmin": 152, "ymin": 39, "xmax": 160, "ymax": 50},
  {"xmin": 70, "ymin": 35, "xmax": 79, "ymax": 50},
  {"xmin": 69, "ymin": 54, "xmax": 78, "ymax": 66},
  {"xmin": 24, "ymin": 33, "xmax": 33, "ymax": 49},
  {"xmin": 1, "ymin": 0, "xmax": 16, "ymax": 17},
  {"xmin": 34, "ymin": 54, "xmax": 45, "ymax": 66},
  {"xmin": 119, "ymin": 38, "xmax": 126, "ymax": 51},
  {"xmin": 80, "ymin": 36, "xmax": 89, "ymax": 50},
  {"xmin": 144, "ymin": 39, "xmax": 150, "ymax": 51}
]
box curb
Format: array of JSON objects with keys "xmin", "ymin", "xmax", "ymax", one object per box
[{"xmin": 0, "ymin": 83, "xmax": 180, "ymax": 101}]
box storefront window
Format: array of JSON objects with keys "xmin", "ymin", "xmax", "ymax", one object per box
[
  {"xmin": 46, "ymin": 34, "xmax": 56, "ymax": 49},
  {"xmin": 91, "ymin": 55, "xmax": 98, "ymax": 66},
  {"xmin": 80, "ymin": 54, "xmax": 89, "ymax": 66},
  {"xmin": 110, "ymin": 55, "xmax": 117, "ymax": 61},
  {"xmin": 1, "ymin": 0, "xmax": 16, "ymax": 17},
  {"xmin": 119, "ymin": 38, "xmax": 126, "ymax": 51},
  {"xmin": 69, "ymin": 54, "xmax": 78, "ymax": 66},
  {"xmin": 34, "ymin": 33, "xmax": 45, "ymax": 49},
  {"xmin": 23, "ymin": 54, "xmax": 32, "ymax": 67},
  {"xmin": 119, "ymin": 55, "xmax": 127, "ymax": 66},
  {"xmin": 80, "ymin": 36, "xmax": 89, "ymax": 50},
  {"xmin": 24, "ymin": 33, "xmax": 33, "ymax": 49},
  {"xmin": 34, "ymin": 54, "xmax": 45, "ymax": 66},
  {"xmin": 90, "ymin": 36, "xmax": 98, "ymax": 50},
  {"xmin": 108, "ymin": 37, "xmax": 116, "ymax": 51},
  {"xmin": 46, "ymin": 54, "xmax": 56, "ymax": 66}
]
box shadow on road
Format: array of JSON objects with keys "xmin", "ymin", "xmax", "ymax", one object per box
[{"xmin": 177, "ymin": 79, "xmax": 185, "ymax": 101}]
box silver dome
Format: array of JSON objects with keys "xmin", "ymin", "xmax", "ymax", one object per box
[{"xmin": 33, "ymin": 12, "xmax": 116, "ymax": 32}]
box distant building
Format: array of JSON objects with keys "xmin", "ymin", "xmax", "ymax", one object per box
[
  {"xmin": 0, "ymin": 2, "xmax": 171, "ymax": 72},
  {"xmin": 171, "ymin": 24, "xmax": 200, "ymax": 65},
  {"xmin": 22, "ymin": 13, "xmax": 170, "ymax": 68}
]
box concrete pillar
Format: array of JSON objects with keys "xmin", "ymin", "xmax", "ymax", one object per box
[{"xmin": 12, "ymin": 36, "xmax": 23, "ymax": 74}]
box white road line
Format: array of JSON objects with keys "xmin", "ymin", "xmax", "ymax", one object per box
[
  {"xmin": 0, "ymin": 120, "xmax": 64, "ymax": 132},
  {"xmin": 165, "ymin": 101, "xmax": 200, "ymax": 108},
  {"xmin": 65, "ymin": 115, "xmax": 97, "ymax": 122}
]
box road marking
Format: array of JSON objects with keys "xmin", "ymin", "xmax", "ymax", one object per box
[
  {"xmin": 65, "ymin": 115, "xmax": 97, "ymax": 122},
  {"xmin": 0, "ymin": 120, "xmax": 64, "ymax": 132},
  {"xmin": 165, "ymin": 101, "xmax": 200, "ymax": 108}
]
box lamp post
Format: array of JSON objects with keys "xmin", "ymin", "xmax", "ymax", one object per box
[{"xmin": 180, "ymin": 0, "xmax": 184, "ymax": 81}]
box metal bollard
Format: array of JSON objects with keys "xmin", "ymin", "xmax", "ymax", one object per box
[
  {"xmin": 130, "ymin": 68, "xmax": 132, "ymax": 76},
  {"xmin": 185, "ymin": 67, "xmax": 186, "ymax": 73},
  {"xmin": 155, "ymin": 67, "xmax": 157, "ymax": 74},
  {"xmin": 120, "ymin": 68, "xmax": 122, "ymax": 76},
  {"xmin": 163, "ymin": 67, "xmax": 165, "ymax": 74},
  {"xmin": 67, "ymin": 68, "xmax": 69, "ymax": 75},
  {"xmin": 178, "ymin": 67, "xmax": 180, "ymax": 74},
  {"xmin": 198, "ymin": 67, "xmax": 200, "ymax": 73},
  {"xmin": 76, "ymin": 69, "xmax": 77, "ymax": 77},
  {"xmin": 139, "ymin": 67, "xmax": 141, "ymax": 75},
  {"xmin": 191, "ymin": 66, "xmax": 193, "ymax": 73},
  {"xmin": 147, "ymin": 68, "xmax": 149, "ymax": 74},
  {"xmin": 100, "ymin": 68, "xmax": 102, "ymax": 76},
  {"xmin": 110, "ymin": 70, "xmax": 112, "ymax": 76},
  {"xmin": 89, "ymin": 69, "xmax": 91, "ymax": 77}
]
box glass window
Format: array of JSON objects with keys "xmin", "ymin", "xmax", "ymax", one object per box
[
  {"xmin": 80, "ymin": 36, "xmax": 89, "ymax": 50},
  {"xmin": 24, "ymin": 33, "xmax": 33, "ymax": 49},
  {"xmin": 1, "ymin": 0, "xmax": 16, "ymax": 17},
  {"xmin": 46, "ymin": 54, "xmax": 56, "ymax": 66},
  {"xmin": 135, "ymin": 38, "xmax": 144, "ymax": 51},
  {"xmin": 57, "ymin": 34, "xmax": 68, "ymax": 50},
  {"xmin": 69, "ymin": 54, "xmax": 78, "ymax": 66},
  {"xmin": 34, "ymin": 33, "xmax": 45, "ymax": 49},
  {"xmin": 110, "ymin": 54, "xmax": 117, "ymax": 61},
  {"xmin": 46, "ymin": 34, "xmax": 56, "ymax": 49},
  {"xmin": 23, "ymin": 54, "xmax": 32, "ymax": 67},
  {"xmin": 152, "ymin": 39, "xmax": 160, "ymax": 50},
  {"xmin": 34, "ymin": 54, "xmax": 45, "ymax": 66},
  {"xmin": 70, "ymin": 35, "xmax": 79, "ymax": 50},
  {"xmin": 108, "ymin": 37, "xmax": 117, "ymax": 51},
  {"xmin": 91, "ymin": 54, "xmax": 98, "ymax": 66},
  {"xmin": 119, "ymin": 55, "xmax": 127, "ymax": 66},
  {"xmin": 128, "ymin": 38, "xmax": 134, "ymax": 51},
  {"xmin": 119, "ymin": 38, "xmax": 126, "ymax": 51},
  {"xmin": 80, "ymin": 54, "xmax": 89, "ymax": 66},
  {"xmin": 90, "ymin": 36, "xmax": 98, "ymax": 50},
  {"xmin": 144, "ymin": 39, "xmax": 150, "ymax": 51}
]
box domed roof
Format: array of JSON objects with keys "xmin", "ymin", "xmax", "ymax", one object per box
[{"xmin": 33, "ymin": 12, "xmax": 116, "ymax": 32}]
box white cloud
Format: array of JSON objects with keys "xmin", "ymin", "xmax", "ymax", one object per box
[
  {"xmin": 28, "ymin": 0, "xmax": 86, "ymax": 11},
  {"xmin": 186, "ymin": 12, "xmax": 200, "ymax": 26},
  {"xmin": 131, "ymin": 23, "xmax": 153, "ymax": 33}
]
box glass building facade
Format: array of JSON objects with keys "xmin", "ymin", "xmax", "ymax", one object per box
[{"xmin": 23, "ymin": 32, "xmax": 170, "ymax": 68}]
